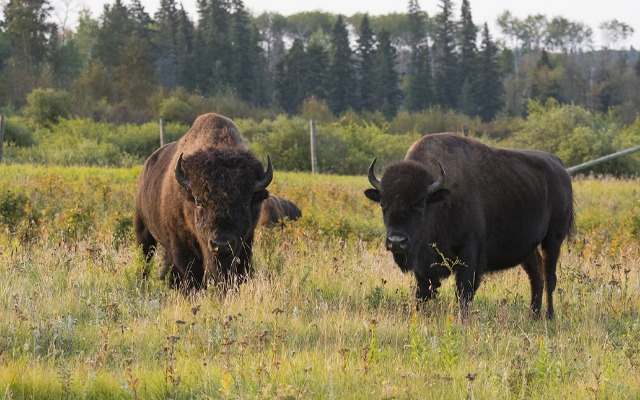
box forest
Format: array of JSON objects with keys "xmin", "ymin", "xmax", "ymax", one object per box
[{"xmin": 0, "ymin": 0, "xmax": 639, "ymax": 174}]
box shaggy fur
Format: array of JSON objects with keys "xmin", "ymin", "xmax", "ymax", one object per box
[
  {"xmin": 259, "ymin": 195, "xmax": 302, "ymax": 228},
  {"xmin": 134, "ymin": 113, "xmax": 271, "ymax": 291},
  {"xmin": 365, "ymin": 133, "xmax": 574, "ymax": 319}
]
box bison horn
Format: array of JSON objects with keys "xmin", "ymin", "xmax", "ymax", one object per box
[
  {"xmin": 174, "ymin": 153, "xmax": 191, "ymax": 191},
  {"xmin": 427, "ymin": 161, "xmax": 446, "ymax": 194},
  {"xmin": 368, "ymin": 158, "xmax": 382, "ymax": 191},
  {"xmin": 253, "ymin": 155, "xmax": 273, "ymax": 192}
]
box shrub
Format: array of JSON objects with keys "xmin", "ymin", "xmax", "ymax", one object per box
[
  {"xmin": 23, "ymin": 88, "xmax": 73, "ymax": 127},
  {"xmin": 2, "ymin": 116, "xmax": 35, "ymax": 147}
]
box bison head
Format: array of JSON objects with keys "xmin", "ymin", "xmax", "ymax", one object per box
[
  {"xmin": 174, "ymin": 149, "xmax": 272, "ymax": 277},
  {"xmin": 365, "ymin": 158, "xmax": 447, "ymax": 268}
]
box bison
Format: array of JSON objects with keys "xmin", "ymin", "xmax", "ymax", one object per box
[
  {"xmin": 364, "ymin": 133, "xmax": 574, "ymax": 318},
  {"xmin": 134, "ymin": 113, "xmax": 272, "ymax": 291},
  {"xmin": 259, "ymin": 195, "xmax": 302, "ymax": 228}
]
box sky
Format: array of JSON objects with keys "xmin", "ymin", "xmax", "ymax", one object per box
[{"xmin": 61, "ymin": 0, "xmax": 639, "ymax": 49}]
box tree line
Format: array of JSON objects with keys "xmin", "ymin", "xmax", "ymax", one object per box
[{"xmin": 0, "ymin": 0, "xmax": 638, "ymax": 126}]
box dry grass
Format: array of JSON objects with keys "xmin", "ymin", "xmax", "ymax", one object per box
[{"xmin": 0, "ymin": 165, "xmax": 639, "ymax": 399}]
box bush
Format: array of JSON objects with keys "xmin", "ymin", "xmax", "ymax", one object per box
[
  {"xmin": 2, "ymin": 116, "xmax": 35, "ymax": 147},
  {"xmin": 23, "ymin": 88, "xmax": 73, "ymax": 127}
]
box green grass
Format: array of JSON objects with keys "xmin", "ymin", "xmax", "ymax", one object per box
[{"xmin": 0, "ymin": 165, "xmax": 639, "ymax": 398}]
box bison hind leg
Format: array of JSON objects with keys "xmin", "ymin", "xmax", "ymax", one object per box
[{"xmin": 521, "ymin": 249, "xmax": 544, "ymax": 318}]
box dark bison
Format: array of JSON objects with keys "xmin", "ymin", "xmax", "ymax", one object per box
[
  {"xmin": 365, "ymin": 133, "xmax": 573, "ymax": 318},
  {"xmin": 259, "ymin": 195, "xmax": 302, "ymax": 228},
  {"xmin": 134, "ymin": 113, "xmax": 272, "ymax": 290}
]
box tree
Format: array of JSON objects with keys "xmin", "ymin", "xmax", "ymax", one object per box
[
  {"xmin": 3, "ymin": 0, "xmax": 56, "ymax": 69},
  {"xmin": 356, "ymin": 14, "xmax": 376, "ymax": 112},
  {"xmin": 230, "ymin": 0, "xmax": 256, "ymax": 103},
  {"xmin": 275, "ymin": 38, "xmax": 306, "ymax": 114},
  {"xmin": 432, "ymin": 0, "xmax": 459, "ymax": 109},
  {"xmin": 373, "ymin": 29, "xmax": 402, "ymax": 118},
  {"xmin": 194, "ymin": 0, "xmax": 232, "ymax": 95},
  {"xmin": 154, "ymin": 0, "xmax": 180, "ymax": 89},
  {"xmin": 305, "ymin": 37, "xmax": 329, "ymax": 101},
  {"xmin": 404, "ymin": 0, "xmax": 433, "ymax": 112},
  {"xmin": 327, "ymin": 15, "xmax": 356, "ymax": 115},
  {"xmin": 94, "ymin": 0, "xmax": 135, "ymax": 67},
  {"xmin": 475, "ymin": 24, "xmax": 503, "ymax": 121},
  {"xmin": 496, "ymin": 11, "xmax": 524, "ymax": 76},
  {"xmin": 520, "ymin": 14, "xmax": 547, "ymax": 52},
  {"xmin": 458, "ymin": 0, "xmax": 477, "ymax": 116},
  {"xmin": 175, "ymin": 5, "xmax": 196, "ymax": 91},
  {"xmin": 599, "ymin": 19, "xmax": 635, "ymax": 50}
]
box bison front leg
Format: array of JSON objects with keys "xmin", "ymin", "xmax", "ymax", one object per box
[
  {"xmin": 454, "ymin": 246, "xmax": 484, "ymax": 318},
  {"xmin": 134, "ymin": 214, "xmax": 157, "ymax": 276},
  {"xmin": 415, "ymin": 275, "xmax": 440, "ymax": 303}
]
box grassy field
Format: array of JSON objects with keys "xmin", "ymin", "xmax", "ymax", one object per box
[{"xmin": 0, "ymin": 165, "xmax": 639, "ymax": 399}]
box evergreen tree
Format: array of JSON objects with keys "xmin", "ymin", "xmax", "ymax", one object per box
[
  {"xmin": 432, "ymin": 0, "xmax": 459, "ymax": 109},
  {"xmin": 194, "ymin": 0, "xmax": 232, "ymax": 95},
  {"xmin": 129, "ymin": 0, "xmax": 153, "ymax": 41},
  {"xmin": 175, "ymin": 5, "xmax": 196, "ymax": 91},
  {"xmin": 3, "ymin": 0, "xmax": 56, "ymax": 69},
  {"xmin": 404, "ymin": 0, "xmax": 433, "ymax": 112},
  {"xmin": 373, "ymin": 29, "xmax": 402, "ymax": 118},
  {"xmin": 154, "ymin": 0, "xmax": 179, "ymax": 88},
  {"xmin": 356, "ymin": 14, "xmax": 376, "ymax": 112},
  {"xmin": 248, "ymin": 23, "xmax": 271, "ymax": 106},
  {"xmin": 327, "ymin": 15, "xmax": 356, "ymax": 115},
  {"xmin": 94, "ymin": 0, "xmax": 135, "ymax": 68},
  {"xmin": 458, "ymin": 0, "xmax": 478, "ymax": 116},
  {"xmin": 230, "ymin": 0, "xmax": 255, "ymax": 103},
  {"xmin": 305, "ymin": 38, "xmax": 329, "ymax": 101},
  {"xmin": 275, "ymin": 38, "xmax": 306, "ymax": 114},
  {"xmin": 475, "ymin": 23, "xmax": 503, "ymax": 121}
]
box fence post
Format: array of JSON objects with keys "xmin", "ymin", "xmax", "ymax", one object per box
[
  {"xmin": 0, "ymin": 114, "xmax": 5, "ymax": 163},
  {"xmin": 309, "ymin": 119, "xmax": 318, "ymax": 174},
  {"xmin": 159, "ymin": 118, "xmax": 166, "ymax": 147}
]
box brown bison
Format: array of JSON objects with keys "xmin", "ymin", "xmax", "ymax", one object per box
[
  {"xmin": 134, "ymin": 113, "xmax": 272, "ymax": 290},
  {"xmin": 365, "ymin": 133, "xmax": 573, "ymax": 318},
  {"xmin": 259, "ymin": 195, "xmax": 302, "ymax": 228}
]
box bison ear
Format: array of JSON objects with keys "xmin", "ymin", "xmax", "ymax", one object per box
[
  {"xmin": 252, "ymin": 189, "xmax": 269, "ymax": 203},
  {"xmin": 364, "ymin": 188, "xmax": 380, "ymax": 203},
  {"xmin": 427, "ymin": 188, "xmax": 450, "ymax": 204}
]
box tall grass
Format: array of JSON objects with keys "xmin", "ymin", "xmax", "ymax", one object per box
[{"xmin": 0, "ymin": 166, "xmax": 638, "ymax": 398}]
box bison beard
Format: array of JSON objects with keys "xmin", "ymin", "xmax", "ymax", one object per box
[
  {"xmin": 365, "ymin": 133, "xmax": 574, "ymax": 319},
  {"xmin": 134, "ymin": 113, "xmax": 272, "ymax": 292}
]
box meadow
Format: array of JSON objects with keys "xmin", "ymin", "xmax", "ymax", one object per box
[{"xmin": 0, "ymin": 164, "xmax": 639, "ymax": 399}]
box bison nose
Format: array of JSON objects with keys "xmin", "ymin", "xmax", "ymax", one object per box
[
  {"xmin": 208, "ymin": 238, "xmax": 237, "ymax": 256},
  {"xmin": 386, "ymin": 234, "xmax": 410, "ymax": 252}
]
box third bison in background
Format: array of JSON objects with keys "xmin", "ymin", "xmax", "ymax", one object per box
[
  {"xmin": 365, "ymin": 133, "xmax": 574, "ymax": 319},
  {"xmin": 259, "ymin": 195, "xmax": 302, "ymax": 228}
]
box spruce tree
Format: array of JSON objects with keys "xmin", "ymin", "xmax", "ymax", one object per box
[
  {"xmin": 373, "ymin": 29, "xmax": 402, "ymax": 118},
  {"xmin": 327, "ymin": 15, "xmax": 356, "ymax": 115},
  {"xmin": 432, "ymin": 0, "xmax": 459, "ymax": 109},
  {"xmin": 356, "ymin": 14, "xmax": 376, "ymax": 112},
  {"xmin": 305, "ymin": 38, "xmax": 329, "ymax": 101},
  {"xmin": 230, "ymin": 0, "xmax": 255, "ymax": 102},
  {"xmin": 404, "ymin": 0, "xmax": 433, "ymax": 112},
  {"xmin": 458, "ymin": 0, "xmax": 478, "ymax": 116},
  {"xmin": 275, "ymin": 38, "xmax": 306, "ymax": 114},
  {"xmin": 475, "ymin": 23, "xmax": 503, "ymax": 121},
  {"xmin": 154, "ymin": 0, "xmax": 179, "ymax": 88},
  {"xmin": 175, "ymin": 5, "xmax": 196, "ymax": 91},
  {"xmin": 3, "ymin": 0, "xmax": 55, "ymax": 70}
]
